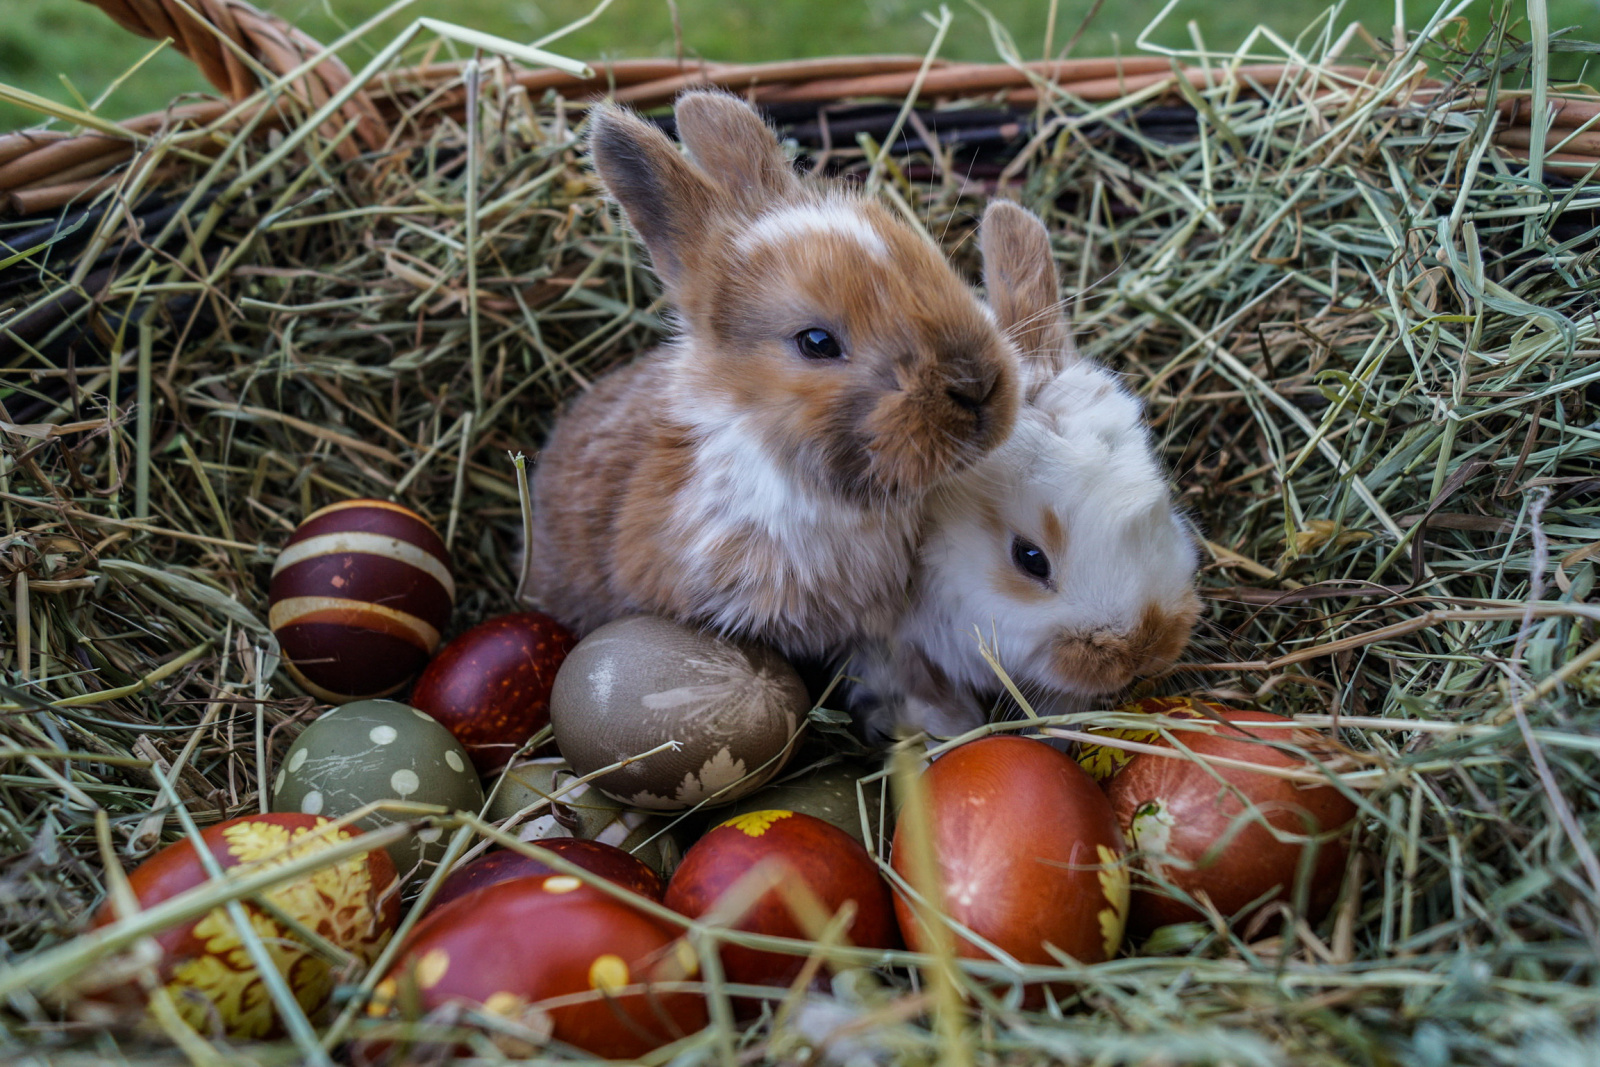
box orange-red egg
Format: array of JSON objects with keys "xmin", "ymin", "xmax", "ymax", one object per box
[
  {"xmin": 891, "ymin": 737, "xmax": 1127, "ymax": 973},
  {"xmin": 664, "ymin": 810, "xmax": 897, "ymax": 995},
  {"xmin": 268, "ymin": 499, "xmax": 454, "ymax": 703},
  {"xmin": 409, "ymin": 612, "xmax": 575, "ymax": 773},
  {"xmin": 1104, "ymin": 708, "xmax": 1357, "ymax": 936},
  {"xmin": 89, "ymin": 813, "xmax": 398, "ymax": 1038},
  {"xmin": 428, "ymin": 839, "xmax": 664, "ymax": 914},
  {"xmin": 1073, "ymin": 696, "xmax": 1233, "ymax": 784},
  {"xmin": 372, "ymin": 875, "xmax": 705, "ymax": 1059}
]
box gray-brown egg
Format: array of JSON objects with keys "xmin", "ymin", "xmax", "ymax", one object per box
[
  {"xmin": 549, "ymin": 616, "xmax": 808, "ymax": 811},
  {"xmin": 721, "ymin": 759, "xmax": 891, "ymax": 846},
  {"xmin": 485, "ymin": 757, "xmax": 682, "ymax": 877},
  {"xmin": 271, "ymin": 699, "xmax": 484, "ymax": 880}
]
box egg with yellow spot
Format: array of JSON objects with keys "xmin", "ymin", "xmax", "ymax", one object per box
[
  {"xmin": 427, "ymin": 839, "xmax": 665, "ymax": 914},
  {"xmin": 587, "ymin": 954, "xmax": 630, "ymax": 992},
  {"xmin": 373, "ymin": 874, "xmax": 707, "ymax": 1058},
  {"xmin": 719, "ymin": 759, "xmax": 889, "ymax": 844},
  {"xmin": 664, "ymin": 809, "xmax": 898, "ymax": 997},
  {"xmin": 271, "ymin": 700, "xmax": 483, "ymax": 880}
]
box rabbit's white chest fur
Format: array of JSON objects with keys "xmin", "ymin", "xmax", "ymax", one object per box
[{"xmin": 668, "ymin": 399, "xmax": 919, "ymax": 659}]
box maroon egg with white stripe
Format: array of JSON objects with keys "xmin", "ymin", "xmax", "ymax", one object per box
[{"xmin": 269, "ymin": 499, "xmax": 455, "ymax": 703}]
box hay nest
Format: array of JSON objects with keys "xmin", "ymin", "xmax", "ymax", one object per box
[{"xmin": 2, "ymin": 0, "xmax": 1599, "ymax": 1062}]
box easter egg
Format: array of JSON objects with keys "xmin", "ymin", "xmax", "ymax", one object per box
[
  {"xmin": 1104, "ymin": 709, "xmax": 1356, "ymax": 936},
  {"xmin": 892, "ymin": 737, "xmax": 1128, "ymax": 973},
  {"xmin": 271, "ymin": 700, "xmax": 484, "ymax": 880},
  {"xmin": 371, "ymin": 875, "xmax": 706, "ymax": 1059},
  {"xmin": 550, "ymin": 616, "xmax": 808, "ymax": 811},
  {"xmin": 486, "ymin": 757, "xmax": 682, "ymax": 878},
  {"xmin": 410, "ymin": 612, "xmax": 576, "ymax": 773},
  {"xmin": 665, "ymin": 810, "xmax": 897, "ymax": 994},
  {"xmin": 1073, "ymin": 697, "xmax": 1233, "ymax": 784},
  {"xmin": 89, "ymin": 813, "xmax": 398, "ymax": 1039},
  {"xmin": 720, "ymin": 760, "xmax": 889, "ymax": 845},
  {"xmin": 268, "ymin": 498, "xmax": 453, "ymax": 703},
  {"xmin": 429, "ymin": 840, "xmax": 665, "ymax": 913}
]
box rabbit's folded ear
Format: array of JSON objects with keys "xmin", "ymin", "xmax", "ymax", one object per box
[
  {"xmin": 980, "ymin": 201, "xmax": 1075, "ymax": 394},
  {"xmin": 588, "ymin": 102, "xmax": 722, "ymax": 290},
  {"xmin": 673, "ymin": 91, "xmax": 803, "ymax": 214}
]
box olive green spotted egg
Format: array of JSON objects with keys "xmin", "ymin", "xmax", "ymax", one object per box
[{"xmin": 271, "ymin": 699, "xmax": 483, "ymax": 880}]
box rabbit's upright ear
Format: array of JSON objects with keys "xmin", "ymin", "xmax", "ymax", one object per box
[
  {"xmin": 673, "ymin": 91, "xmax": 803, "ymax": 215},
  {"xmin": 588, "ymin": 102, "xmax": 721, "ymax": 291},
  {"xmin": 980, "ymin": 201, "xmax": 1074, "ymax": 395}
]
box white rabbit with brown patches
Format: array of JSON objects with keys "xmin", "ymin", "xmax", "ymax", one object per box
[
  {"xmin": 854, "ymin": 202, "xmax": 1202, "ymax": 740},
  {"xmin": 520, "ymin": 92, "xmax": 1020, "ymax": 660}
]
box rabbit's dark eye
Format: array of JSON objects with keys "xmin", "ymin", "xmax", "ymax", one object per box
[
  {"xmin": 795, "ymin": 328, "xmax": 844, "ymax": 360},
  {"xmin": 1011, "ymin": 536, "xmax": 1050, "ymax": 582}
]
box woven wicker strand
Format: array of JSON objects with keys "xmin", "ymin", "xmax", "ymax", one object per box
[
  {"xmin": 0, "ymin": 0, "xmax": 1595, "ymax": 215},
  {"xmin": 73, "ymin": 0, "xmax": 387, "ymax": 156}
]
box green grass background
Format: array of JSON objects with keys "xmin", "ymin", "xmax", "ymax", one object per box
[{"xmin": 0, "ymin": 0, "xmax": 1593, "ymax": 132}]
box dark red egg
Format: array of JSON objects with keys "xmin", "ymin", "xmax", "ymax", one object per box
[
  {"xmin": 409, "ymin": 612, "xmax": 575, "ymax": 773},
  {"xmin": 1074, "ymin": 696, "xmax": 1233, "ymax": 784},
  {"xmin": 664, "ymin": 810, "xmax": 897, "ymax": 994},
  {"xmin": 428, "ymin": 839, "xmax": 664, "ymax": 913},
  {"xmin": 891, "ymin": 737, "xmax": 1127, "ymax": 972},
  {"xmin": 268, "ymin": 499, "xmax": 453, "ymax": 703},
  {"xmin": 370, "ymin": 874, "xmax": 705, "ymax": 1059},
  {"xmin": 88, "ymin": 813, "xmax": 399, "ymax": 1038},
  {"xmin": 1104, "ymin": 708, "xmax": 1357, "ymax": 936}
]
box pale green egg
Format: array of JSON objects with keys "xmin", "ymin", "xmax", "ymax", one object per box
[
  {"xmin": 486, "ymin": 757, "xmax": 683, "ymax": 877},
  {"xmin": 720, "ymin": 759, "xmax": 891, "ymax": 847}
]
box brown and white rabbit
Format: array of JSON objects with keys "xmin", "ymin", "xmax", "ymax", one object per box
[
  {"xmin": 854, "ymin": 202, "xmax": 1201, "ymax": 740},
  {"xmin": 520, "ymin": 92, "xmax": 1019, "ymax": 660}
]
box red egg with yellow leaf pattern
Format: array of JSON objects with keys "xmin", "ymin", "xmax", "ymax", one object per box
[
  {"xmin": 1073, "ymin": 696, "xmax": 1233, "ymax": 784},
  {"xmin": 409, "ymin": 612, "xmax": 576, "ymax": 773},
  {"xmin": 891, "ymin": 737, "xmax": 1128, "ymax": 973},
  {"xmin": 88, "ymin": 813, "xmax": 399, "ymax": 1038},
  {"xmin": 664, "ymin": 809, "xmax": 898, "ymax": 993},
  {"xmin": 370, "ymin": 874, "xmax": 705, "ymax": 1059},
  {"xmin": 1104, "ymin": 708, "xmax": 1357, "ymax": 936}
]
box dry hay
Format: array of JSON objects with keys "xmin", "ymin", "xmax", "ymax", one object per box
[{"xmin": 1, "ymin": 0, "xmax": 1599, "ymax": 1063}]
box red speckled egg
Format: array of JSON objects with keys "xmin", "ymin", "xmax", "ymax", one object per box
[
  {"xmin": 428, "ymin": 839, "xmax": 664, "ymax": 914},
  {"xmin": 1105, "ymin": 708, "xmax": 1356, "ymax": 936},
  {"xmin": 89, "ymin": 813, "xmax": 398, "ymax": 1039},
  {"xmin": 1074, "ymin": 697, "xmax": 1232, "ymax": 784},
  {"xmin": 269, "ymin": 499, "xmax": 454, "ymax": 703},
  {"xmin": 891, "ymin": 737, "xmax": 1127, "ymax": 972},
  {"xmin": 410, "ymin": 612, "xmax": 576, "ymax": 773},
  {"xmin": 665, "ymin": 810, "xmax": 897, "ymax": 994},
  {"xmin": 370, "ymin": 875, "xmax": 705, "ymax": 1059}
]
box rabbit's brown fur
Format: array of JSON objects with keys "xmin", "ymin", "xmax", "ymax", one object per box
[{"xmin": 521, "ymin": 93, "xmax": 1019, "ymax": 659}]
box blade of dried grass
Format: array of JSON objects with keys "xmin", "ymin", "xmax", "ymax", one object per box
[
  {"xmin": 889, "ymin": 745, "xmax": 971, "ymax": 1067},
  {"xmin": 5, "ymin": 0, "xmax": 1600, "ymax": 1060}
]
